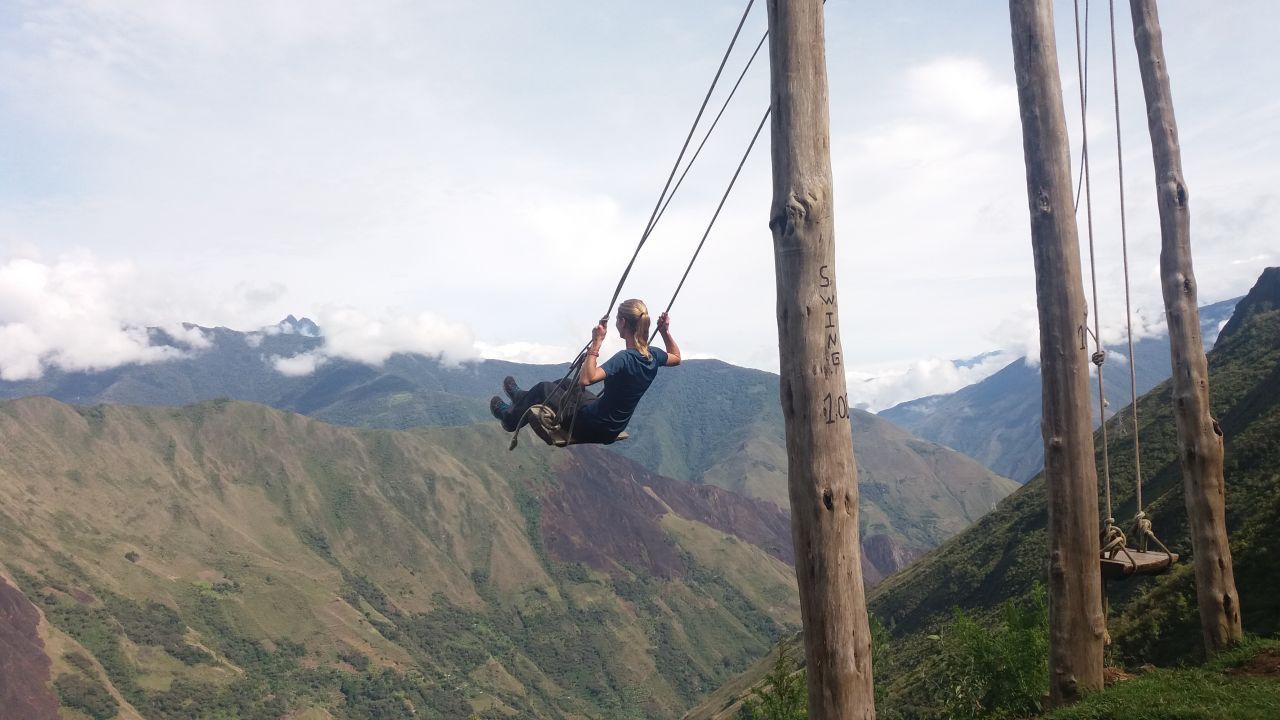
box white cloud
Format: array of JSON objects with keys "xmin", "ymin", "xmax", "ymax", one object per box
[
  {"xmin": 160, "ymin": 323, "xmax": 213, "ymax": 350},
  {"xmin": 270, "ymin": 350, "xmax": 326, "ymax": 377},
  {"xmin": 318, "ymin": 308, "xmax": 475, "ymax": 366},
  {"xmin": 906, "ymin": 57, "xmax": 1019, "ymax": 126},
  {"xmin": 0, "ymin": 254, "xmax": 205, "ymax": 380},
  {"xmin": 0, "ymin": 1, "xmax": 1273, "ymax": 392},
  {"xmin": 989, "ymin": 305, "xmax": 1043, "ymax": 367},
  {"xmin": 849, "ymin": 351, "xmax": 1017, "ymax": 412},
  {"xmin": 0, "ymin": 252, "xmax": 489, "ymax": 382},
  {"xmin": 475, "ymin": 341, "xmax": 579, "ymax": 366},
  {"xmin": 268, "ymin": 307, "xmax": 478, "ymax": 376}
]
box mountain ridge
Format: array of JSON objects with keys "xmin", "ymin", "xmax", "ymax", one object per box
[
  {"xmin": 684, "ymin": 267, "xmax": 1280, "ymax": 720},
  {"xmin": 880, "ymin": 296, "xmax": 1241, "ymax": 481},
  {"xmin": 0, "ymin": 396, "xmax": 806, "ymax": 718},
  {"xmin": 1, "ymin": 330, "xmax": 1019, "ymax": 580}
]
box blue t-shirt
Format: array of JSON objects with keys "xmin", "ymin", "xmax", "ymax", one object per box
[{"xmin": 574, "ymin": 347, "xmax": 668, "ymax": 438}]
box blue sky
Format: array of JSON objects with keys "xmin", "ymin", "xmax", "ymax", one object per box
[{"xmin": 1, "ymin": 1, "xmax": 1276, "ymax": 409}]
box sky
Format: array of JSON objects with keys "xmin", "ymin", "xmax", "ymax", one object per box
[{"xmin": 1, "ymin": 0, "xmax": 1277, "ymax": 410}]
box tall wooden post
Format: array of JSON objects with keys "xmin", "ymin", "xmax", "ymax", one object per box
[
  {"xmin": 1008, "ymin": 0, "xmax": 1105, "ymax": 706},
  {"xmin": 766, "ymin": 1, "xmax": 875, "ymax": 718},
  {"xmin": 1128, "ymin": 0, "xmax": 1242, "ymax": 655}
]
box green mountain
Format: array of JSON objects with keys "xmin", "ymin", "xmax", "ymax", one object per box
[
  {"xmin": 593, "ymin": 361, "xmax": 1018, "ymax": 582},
  {"xmin": 868, "ymin": 274, "xmax": 1277, "ymax": 649},
  {"xmin": 0, "ymin": 319, "xmax": 552, "ymax": 430},
  {"xmin": 0, "ymin": 398, "xmax": 805, "ymax": 719},
  {"xmin": 1, "ymin": 334, "xmax": 1018, "ymax": 581},
  {"xmin": 685, "ymin": 267, "xmax": 1280, "ymax": 719},
  {"xmin": 880, "ymin": 297, "xmax": 1241, "ymax": 482}
]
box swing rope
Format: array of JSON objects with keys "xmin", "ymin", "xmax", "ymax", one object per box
[
  {"xmin": 509, "ymin": 0, "xmax": 766, "ymax": 448},
  {"xmin": 1072, "ymin": 0, "xmax": 1126, "ymax": 558},
  {"xmin": 602, "ymin": 0, "xmax": 758, "ymax": 324},
  {"xmin": 1108, "ymin": 0, "xmax": 1149, "ymax": 536},
  {"xmin": 649, "ymin": 30, "xmax": 769, "ymax": 249},
  {"xmin": 1072, "ymin": 0, "xmax": 1090, "ymax": 214},
  {"xmin": 654, "ymin": 108, "xmax": 769, "ymax": 342},
  {"xmin": 1074, "ymin": 0, "xmax": 1174, "ymax": 573}
]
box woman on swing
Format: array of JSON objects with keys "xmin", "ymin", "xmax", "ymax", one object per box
[{"xmin": 490, "ymin": 299, "xmax": 681, "ymax": 444}]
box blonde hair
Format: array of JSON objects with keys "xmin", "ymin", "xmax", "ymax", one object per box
[{"xmin": 617, "ymin": 299, "xmax": 652, "ymax": 359}]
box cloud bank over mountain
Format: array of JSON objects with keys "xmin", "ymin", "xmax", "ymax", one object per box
[{"xmin": 0, "ymin": 255, "xmax": 208, "ymax": 380}]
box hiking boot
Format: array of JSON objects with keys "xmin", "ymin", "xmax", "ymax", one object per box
[
  {"xmin": 486, "ymin": 392, "xmax": 517, "ymax": 430},
  {"xmin": 503, "ymin": 376, "xmax": 525, "ymax": 402},
  {"xmin": 488, "ymin": 392, "xmax": 509, "ymax": 420}
]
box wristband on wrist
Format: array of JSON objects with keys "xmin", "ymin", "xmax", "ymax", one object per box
[{"xmin": 586, "ymin": 350, "xmax": 599, "ymax": 357}]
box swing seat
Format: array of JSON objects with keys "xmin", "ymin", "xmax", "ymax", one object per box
[
  {"xmin": 524, "ymin": 405, "xmax": 629, "ymax": 448},
  {"xmin": 1100, "ymin": 549, "xmax": 1178, "ymax": 581}
]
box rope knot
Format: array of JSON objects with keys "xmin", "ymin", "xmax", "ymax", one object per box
[
  {"xmin": 1131, "ymin": 511, "xmax": 1155, "ymax": 553},
  {"xmin": 1134, "ymin": 513, "xmax": 1153, "ymax": 536},
  {"xmin": 1100, "ymin": 519, "xmax": 1127, "ymax": 557},
  {"xmin": 1091, "ymin": 350, "xmax": 1106, "ymax": 366}
]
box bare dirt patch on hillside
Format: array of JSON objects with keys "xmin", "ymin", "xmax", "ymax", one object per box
[
  {"xmin": 0, "ymin": 574, "xmax": 61, "ymax": 719},
  {"xmin": 1228, "ymin": 649, "xmax": 1280, "ymax": 679}
]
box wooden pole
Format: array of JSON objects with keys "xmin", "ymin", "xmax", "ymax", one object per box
[
  {"xmin": 1008, "ymin": 0, "xmax": 1105, "ymax": 706},
  {"xmin": 1128, "ymin": 0, "xmax": 1242, "ymax": 655},
  {"xmin": 765, "ymin": 1, "xmax": 875, "ymax": 718}
]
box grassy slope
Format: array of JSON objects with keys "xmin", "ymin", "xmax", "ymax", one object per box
[
  {"xmin": 1046, "ymin": 640, "xmax": 1280, "ymax": 720},
  {"xmin": 2, "ymin": 332, "xmax": 1019, "ymax": 581},
  {"xmin": 867, "ymin": 282, "xmax": 1280, "ymax": 654},
  {"xmin": 615, "ymin": 361, "xmax": 1018, "ymax": 568},
  {"xmin": 0, "ymin": 399, "xmax": 800, "ymax": 719},
  {"xmin": 684, "ymin": 269, "xmax": 1280, "ymax": 719}
]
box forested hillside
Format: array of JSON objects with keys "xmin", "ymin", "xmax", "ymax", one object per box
[
  {"xmin": 0, "ymin": 399, "xmax": 804, "ymax": 719},
  {"xmin": 685, "ymin": 267, "xmax": 1280, "ymax": 719},
  {"xmin": 868, "ymin": 273, "xmax": 1278, "ymax": 651},
  {"xmin": 0, "ymin": 329, "xmax": 1017, "ymax": 579}
]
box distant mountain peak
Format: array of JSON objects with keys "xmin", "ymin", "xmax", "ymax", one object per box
[
  {"xmin": 1217, "ymin": 267, "xmax": 1279, "ymax": 344},
  {"xmin": 276, "ymin": 315, "xmax": 321, "ymax": 337}
]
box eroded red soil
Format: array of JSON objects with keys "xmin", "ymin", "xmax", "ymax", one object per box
[
  {"xmin": 0, "ymin": 574, "xmax": 60, "ymax": 720},
  {"xmin": 540, "ymin": 446, "xmax": 923, "ymax": 585}
]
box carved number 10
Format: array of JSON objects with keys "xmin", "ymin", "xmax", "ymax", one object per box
[{"xmin": 823, "ymin": 393, "xmax": 849, "ymax": 424}]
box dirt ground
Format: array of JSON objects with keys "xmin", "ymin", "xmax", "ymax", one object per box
[
  {"xmin": 1227, "ymin": 649, "xmax": 1280, "ymax": 679},
  {"xmin": 0, "ymin": 574, "xmax": 61, "ymax": 720}
]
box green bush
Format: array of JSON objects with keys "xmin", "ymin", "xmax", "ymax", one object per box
[
  {"xmin": 55, "ymin": 673, "xmax": 119, "ymax": 720},
  {"xmin": 64, "ymin": 651, "xmax": 97, "ymax": 676},
  {"xmin": 740, "ymin": 639, "xmax": 806, "ymax": 720},
  {"xmin": 339, "ymin": 649, "xmax": 371, "ymax": 672},
  {"xmin": 931, "ymin": 584, "xmax": 1049, "ymax": 720}
]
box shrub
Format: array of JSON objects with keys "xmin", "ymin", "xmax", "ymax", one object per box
[
  {"xmin": 55, "ymin": 673, "xmax": 119, "ymax": 720},
  {"xmin": 64, "ymin": 651, "xmax": 96, "ymax": 676},
  {"xmin": 931, "ymin": 583, "xmax": 1049, "ymax": 720},
  {"xmin": 339, "ymin": 649, "xmax": 371, "ymax": 672},
  {"xmin": 740, "ymin": 638, "xmax": 806, "ymax": 720}
]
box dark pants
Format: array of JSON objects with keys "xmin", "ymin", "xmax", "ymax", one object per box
[{"xmin": 503, "ymin": 380, "xmax": 607, "ymax": 441}]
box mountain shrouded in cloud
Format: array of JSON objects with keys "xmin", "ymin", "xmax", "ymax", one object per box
[
  {"xmin": 0, "ymin": 254, "xmax": 480, "ymax": 383},
  {"xmin": 880, "ymin": 297, "xmax": 1241, "ymax": 481},
  {"xmin": 0, "ymin": 255, "xmax": 210, "ymax": 381},
  {"xmin": 266, "ymin": 308, "xmax": 477, "ymax": 376},
  {"xmin": 0, "ymin": 317, "xmax": 1019, "ymax": 585}
]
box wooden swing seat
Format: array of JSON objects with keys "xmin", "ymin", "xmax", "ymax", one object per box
[
  {"xmin": 1100, "ymin": 549, "xmax": 1178, "ymax": 581},
  {"xmin": 525, "ymin": 405, "xmax": 629, "ymax": 448}
]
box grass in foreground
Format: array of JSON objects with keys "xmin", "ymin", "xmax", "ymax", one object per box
[{"xmin": 1047, "ymin": 639, "xmax": 1280, "ymax": 720}]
